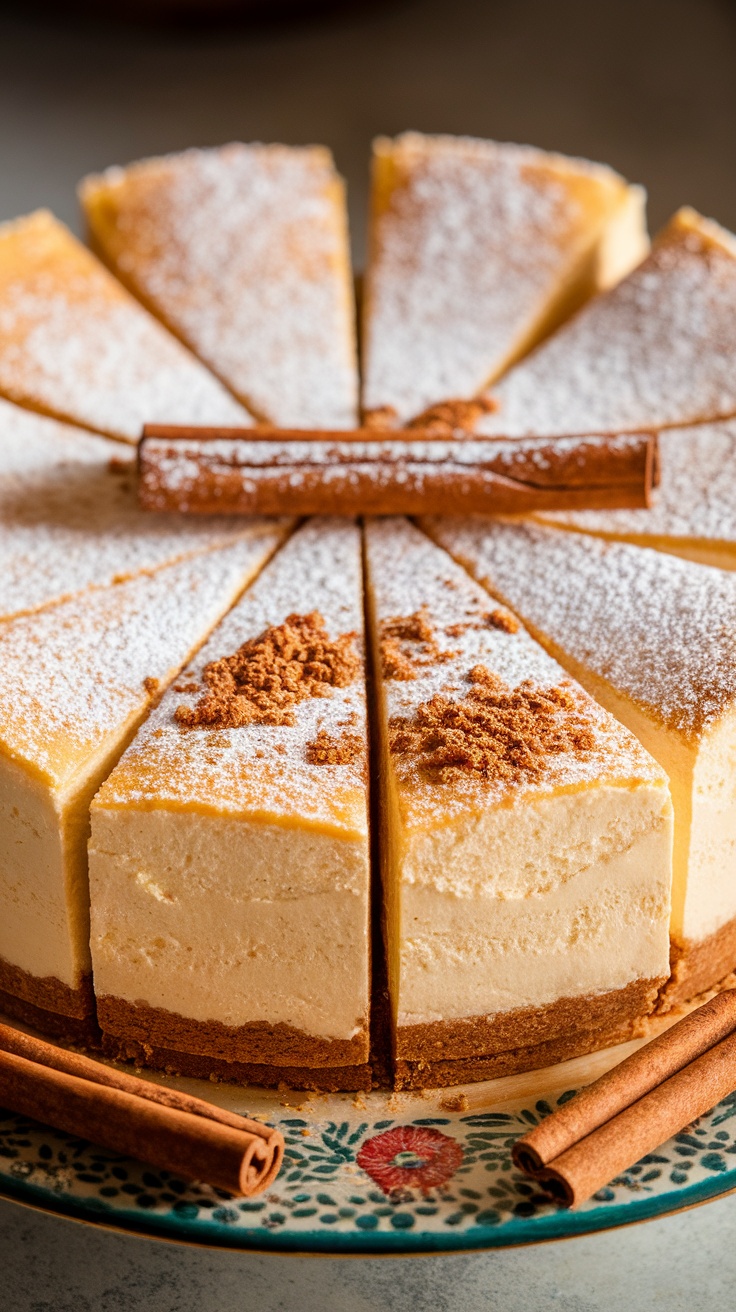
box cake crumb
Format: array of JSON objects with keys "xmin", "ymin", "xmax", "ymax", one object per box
[
  {"xmin": 405, "ymin": 396, "xmax": 497, "ymax": 435},
  {"xmin": 176, "ymin": 611, "xmax": 359, "ymax": 729},
  {"xmin": 439, "ymin": 1092, "xmax": 469, "ymax": 1112},
  {"xmin": 486, "ymin": 607, "xmax": 519, "ymax": 634},
  {"xmin": 143, "ymin": 676, "xmax": 159, "ymax": 696},
  {"xmin": 306, "ymin": 727, "xmax": 364, "ymax": 765}
]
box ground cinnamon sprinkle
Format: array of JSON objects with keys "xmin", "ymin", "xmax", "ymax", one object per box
[
  {"xmin": 405, "ymin": 395, "xmax": 498, "ymax": 435},
  {"xmin": 389, "ymin": 666, "xmax": 597, "ymax": 784},
  {"xmin": 306, "ymin": 727, "xmax": 365, "ymax": 765},
  {"xmin": 380, "ymin": 607, "xmax": 455, "ymax": 681},
  {"xmin": 486, "ymin": 608, "xmax": 519, "ymax": 634},
  {"xmin": 175, "ymin": 611, "xmax": 360, "ymax": 729}
]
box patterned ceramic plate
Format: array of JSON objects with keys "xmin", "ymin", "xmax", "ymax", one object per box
[{"xmin": 2, "ymin": 1031, "xmax": 735, "ymax": 1253}]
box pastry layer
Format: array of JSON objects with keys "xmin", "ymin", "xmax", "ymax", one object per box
[
  {"xmin": 364, "ymin": 518, "xmax": 672, "ymax": 1064},
  {"xmin": 361, "ymin": 132, "xmax": 647, "ymax": 424},
  {"xmin": 81, "ymin": 143, "xmax": 358, "ymax": 428},
  {"xmin": 89, "ymin": 518, "xmax": 371, "ymax": 1061},
  {"xmin": 665, "ymin": 918, "xmax": 736, "ymax": 1005},
  {"xmin": 425, "ymin": 518, "xmax": 736, "ymax": 965},
  {"xmin": 0, "ymin": 210, "xmax": 248, "ymax": 441},
  {"xmin": 535, "ymin": 420, "xmax": 736, "ymax": 570},
  {"xmin": 0, "ymin": 395, "xmax": 287, "ymax": 620},
  {"xmin": 478, "ymin": 208, "xmax": 736, "ymax": 436},
  {"xmin": 0, "ymin": 534, "xmax": 282, "ymax": 1007},
  {"xmin": 0, "ymin": 981, "xmax": 100, "ymax": 1047}
]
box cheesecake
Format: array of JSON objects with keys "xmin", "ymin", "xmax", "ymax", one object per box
[
  {"xmin": 0, "ymin": 533, "xmax": 282, "ymax": 1042},
  {"xmin": 88, "ymin": 518, "xmax": 371, "ymax": 1092},
  {"xmin": 364, "ymin": 517, "xmax": 672, "ymax": 1088},
  {"xmin": 534, "ymin": 421, "xmax": 736, "ymax": 571},
  {"xmin": 0, "ymin": 210, "xmax": 249, "ymax": 442},
  {"xmin": 0, "ymin": 395, "xmax": 288, "ymax": 620},
  {"xmin": 80, "ymin": 143, "xmax": 359, "ymax": 428},
  {"xmin": 478, "ymin": 209, "xmax": 736, "ymax": 437},
  {"xmin": 361, "ymin": 132, "xmax": 648, "ymax": 426},
  {"xmin": 426, "ymin": 517, "xmax": 736, "ymax": 1002}
]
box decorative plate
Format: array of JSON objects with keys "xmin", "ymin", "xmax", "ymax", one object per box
[{"xmin": 2, "ymin": 1033, "xmax": 736, "ymax": 1253}]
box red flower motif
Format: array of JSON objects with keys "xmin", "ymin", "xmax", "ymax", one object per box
[{"xmin": 357, "ymin": 1125, "xmax": 463, "ymax": 1195}]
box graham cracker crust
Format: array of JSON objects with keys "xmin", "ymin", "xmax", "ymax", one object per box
[
  {"xmin": 0, "ymin": 982, "xmax": 100, "ymax": 1047},
  {"xmin": 394, "ymin": 1015, "xmax": 643, "ymax": 1091},
  {"xmin": 662, "ymin": 918, "xmax": 736, "ymax": 1007},
  {"xmin": 101, "ymin": 1033, "xmax": 372, "ymax": 1093},
  {"xmin": 0, "ymin": 955, "xmax": 96, "ymax": 1022},
  {"xmin": 97, "ymin": 994, "xmax": 370, "ymax": 1068},
  {"xmin": 396, "ymin": 975, "xmax": 663, "ymax": 1062}
]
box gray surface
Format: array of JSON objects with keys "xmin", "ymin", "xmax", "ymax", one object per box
[
  {"xmin": 2, "ymin": 0, "xmax": 736, "ymax": 1305},
  {"xmin": 3, "ymin": 1190, "xmax": 736, "ymax": 1310}
]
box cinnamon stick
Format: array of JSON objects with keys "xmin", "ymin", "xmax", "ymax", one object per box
[
  {"xmin": 513, "ymin": 991, "xmax": 736, "ymax": 1206},
  {"xmin": 0, "ymin": 1024, "xmax": 283, "ymax": 1196},
  {"xmin": 137, "ymin": 426, "xmax": 657, "ymax": 517}
]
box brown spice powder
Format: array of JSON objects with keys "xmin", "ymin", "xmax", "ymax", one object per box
[
  {"xmin": 175, "ymin": 611, "xmax": 360, "ymax": 730},
  {"xmin": 379, "ymin": 608, "xmax": 455, "ymax": 681},
  {"xmin": 486, "ymin": 608, "xmax": 520, "ymax": 634},
  {"xmin": 405, "ymin": 396, "xmax": 498, "ymax": 435},
  {"xmin": 306, "ymin": 728, "xmax": 365, "ymax": 766},
  {"xmin": 389, "ymin": 666, "xmax": 597, "ymax": 785}
]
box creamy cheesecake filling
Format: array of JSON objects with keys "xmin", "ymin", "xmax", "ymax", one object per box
[{"xmin": 89, "ymin": 809, "xmax": 369, "ymax": 1041}]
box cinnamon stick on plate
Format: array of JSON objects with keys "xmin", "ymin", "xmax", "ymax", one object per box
[
  {"xmin": 137, "ymin": 425, "xmax": 658, "ymax": 516},
  {"xmin": 0, "ymin": 1023, "xmax": 283, "ymax": 1196},
  {"xmin": 513, "ymin": 991, "xmax": 736, "ymax": 1207}
]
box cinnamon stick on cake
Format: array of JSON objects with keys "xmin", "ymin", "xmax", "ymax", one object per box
[
  {"xmin": 425, "ymin": 517, "xmax": 736, "ymax": 1004},
  {"xmin": 363, "ymin": 517, "xmax": 672, "ymax": 1090},
  {"xmin": 88, "ymin": 519, "xmax": 372, "ymax": 1092},
  {"xmin": 137, "ymin": 426, "xmax": 657, "ymax": 516}
]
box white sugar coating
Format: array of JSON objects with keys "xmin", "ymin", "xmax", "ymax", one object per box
[
  {"xmin": 361, "ymin": 132, "xmax": 635, "ymax": 424},
  {"xmin": 538, "ymin": 420, "xmax": 736, "ymax": 546},
  {"xmin": 96, "ymin": 518, "xmax": 369, "ymax": 835},
  {"xmin": 479, "ymin": 208, "xmax": 736, "ymax": 437},
  {"xmin": 365, "ymin": 517, "xmax": 662, "ymax": 822},
  {"xmin": 81, "ymin": 144, "xmax": 358, "ymax": 428},
  {"xmin": 0, "ymin": 210, "xmax": 250, "ymax": 442},
  {"xmin": 0, "ymin": 397, "xmax": 288, "ymax": 619},
  {"xmin": 0, "ymin": 534, "xmax": 281, "ymax": 791},
  {"xmin": 427, "ymin": 516, "xmax": 736, "ymax": 741}
]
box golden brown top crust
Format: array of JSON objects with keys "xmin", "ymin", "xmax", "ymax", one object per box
[
  {"xmin": 175, "ymin": 611, "xmax": 359, "ymax": 730},
  {"xmin": 389, "ymin": 667, "xmax": 596, "ymax": 785}
]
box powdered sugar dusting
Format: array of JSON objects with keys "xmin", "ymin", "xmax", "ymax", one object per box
[
  {"xmin": 427, "ymin": 516, "xmax": 736, "ymax": 740},
  {"xmin": 0, "ymin": 397, "xmax": 288, "ymax": 619},
  {"xmin": 0, "ymin": 535, "xmax": 281, "ymax": 790},
  {"xmin": 365, "ymin": 518, "xmax": 662, "ymax": 824},
  {"xmin": 0, "ymin": 211, "xmax": 250, "ymax": 442},
  {"xmin": 95, "ymin": 519, "xmax": 369, "ymax": 836},
  {"xmin": 538, "ymin": 420, "xmax": 736, "ymax": 548},
  {"xmin": 82, "ymin": 144, "xmax": 358, "ymax": 428},
  {"xmin": 479, "ymin": 209, "xmax": 736, "ymax": 437},
  {"xmin": 362, "ymin": 133, "xmax": 627, "ymax": 423}
]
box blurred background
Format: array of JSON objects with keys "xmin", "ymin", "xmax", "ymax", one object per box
[{"xmin": 0, "ymin": 0, "xmax": 735, "ymax": 266}]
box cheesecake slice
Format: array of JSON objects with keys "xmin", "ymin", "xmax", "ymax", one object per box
[
  {"xmin": 364, "ymin": 518, "xmax": 672, "ymax": 1088},
  {"xmin": 0, "ymin": 210, "xmax": 249, "ymax": 441},
  {"xmin": 0, "ymin": 396, "xmax": 289, "ymax": 620},
  {"xmin": 80, "ymin": 143, "xmax": 358, "ymax": 427},
  {"xmin": 0, "ymin": 533, "xmax": 282, "ymax": 1041},
  {"xmin": 534, "ymin": 421, "xmax": 736, "ymax": 571},
  {"xmin": 89, "ymin": 518, "xmax": 371, "ymax": 1092},
  {"xmin": 479, "ymin": 209, "xmax": 736, "ymax": 436},
  {"xmin": 426, "ymin": 517, "xmax": 736, "ymax": 1002},
  {"xmin": 361, "ymin": 132, "xmax": 648, "ymax": 425}
]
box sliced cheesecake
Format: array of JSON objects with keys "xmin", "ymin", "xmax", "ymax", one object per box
[
  {"xmin": 89, "ymin": 519, "xmax": 371, "ymax": 1092},
  {"xmin": 0, "ymin": 533, "xmax": 282, "ymax": 1041},
  {"xmin": 364, "ymin": 518, "xmax": 672, "ymax": 1088},
  {"xmin": 361, "ymin": 132, "xmax": 648, "ymax": 426},
  {"xmin": 426, "ymin": 517, "xmax": 736, "ymax": 1002},
  {"xmin": 0, "ymin": 396, "xmax": 288, "ymax": 620},
  {"xmin": 479, "ymin": 209, "xmax": 736, "ymax": 436},
  {"xmin": 0, "ymin": 210, "xmax": 249, "ymax": 441},
  {"xmin": 80, "ymin": 143, "xmax": 358, "ymax": 428},
  {"xmin": 534, "ymin": 421, "xmax": 736, "ymax": 571}
]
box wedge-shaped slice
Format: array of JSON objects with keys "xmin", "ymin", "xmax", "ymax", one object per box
[
  {"xmin": 426, "ymin": 517, "xmax": 736, "ymax": 1002},
  {"xmin": 89, "ymin": 519, "xmax": 371, "ymax": 1092},
  {"xmin": 534, "ymin": 421, "xmax": 736, "ymax": 571},
  {"xmin": 361, "ymin": 132, "xmax": 648, "ymax": 425},
  {"xmin": 0, "ymin": 533, "xmax": 282, "ymax": 1041},
  {"xmin": 0, "ymin": 396, "xmax": 289, "ymax": 620},
  {"xmin": 0, "ymin": 211, "xmax": 250, "ymax": 441},
  {"xmin": 480, "ymin": 209, "xmax": 736, "ymax": 436},
  {"xmin": 364, "ymin": 518, "xmax": 671, "ymax": 1089},
  {"xmin": 81, "ymin": 143, "xmax": 358, "ymax": 427}
]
